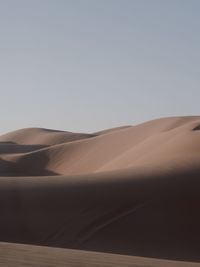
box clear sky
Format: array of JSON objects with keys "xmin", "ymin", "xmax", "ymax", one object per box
[{"xmin": 0, "ymin": 0, "xmax": 200, "ymax": 134}]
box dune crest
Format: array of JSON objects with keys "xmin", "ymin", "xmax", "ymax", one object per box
[{"xmin": 1, "ymin": 116, "xmax": 200, "ymax": 176}]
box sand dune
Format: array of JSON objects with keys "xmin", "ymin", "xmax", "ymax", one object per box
[
  {"xmin": 0, "ymin": 127, "xmax": 94, "ymax": 146},
  {"xmin": 1, "ymin": 116, "xmax": 200, "ymax": 176},
  {"xmin": 0, "ymin": 116, "xmax": 200, "ymax": 265}
]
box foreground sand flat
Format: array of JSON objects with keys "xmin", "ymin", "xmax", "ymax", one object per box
[{"xmin": 0, "ymin": 242, "xmax": 199, "ymax": 267}]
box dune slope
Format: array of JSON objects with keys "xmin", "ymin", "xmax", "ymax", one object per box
[
  {"xmin": 1, "ymin": 116, "xmax": 200, "ymax": 176},
  {"xmin": 0, "ymin": 127, "xmax": 94, "ymax": 146}
]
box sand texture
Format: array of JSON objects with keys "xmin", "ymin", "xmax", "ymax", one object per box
[{"xmin": 0, "ymin": 242, "xmax": 199, "ymax": 267}]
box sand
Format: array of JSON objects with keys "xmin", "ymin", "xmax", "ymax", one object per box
[
  {"xmin": 0, "ymin": 116, "xmax": 200, "ymax": 266},
  {"xmin": 0, "ymin": 242, "xmax": 199, "ymax": 267}
]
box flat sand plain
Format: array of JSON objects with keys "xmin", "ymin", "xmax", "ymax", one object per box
[{"xmin": 0, "ymin": 242, "xmax": 199, "ymax": 267}]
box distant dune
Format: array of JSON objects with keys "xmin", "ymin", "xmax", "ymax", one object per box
[{"xmin": 0, "ymin": 117, "xmax": 200, "ymax": 266}]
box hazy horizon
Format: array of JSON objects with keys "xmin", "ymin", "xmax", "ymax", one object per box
[{"xmin": 1, "ymin": 0, "xmax": 200, "ymax": 134}]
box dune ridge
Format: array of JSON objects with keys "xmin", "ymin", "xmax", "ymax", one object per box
[
  {"xmin": 1, "ymin": 116, "xmax": 200, "ymax": 176},
  {"xmin": 0, "ymin": 116, "xmax": 200, "ymax": 264}
]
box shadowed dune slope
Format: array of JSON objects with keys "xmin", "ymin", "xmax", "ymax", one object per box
[
  {"xmin": 1, "ymin": 117, "xmax": 200, "ymax": 263},
  {"xmin": 0, "ymin": 168, "xmax": 200, "ymax": 261}
]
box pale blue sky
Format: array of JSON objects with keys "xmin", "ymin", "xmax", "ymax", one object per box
[{"xmin": 0, "ymin": 0, "xmax": 200, "ymax": 133}]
